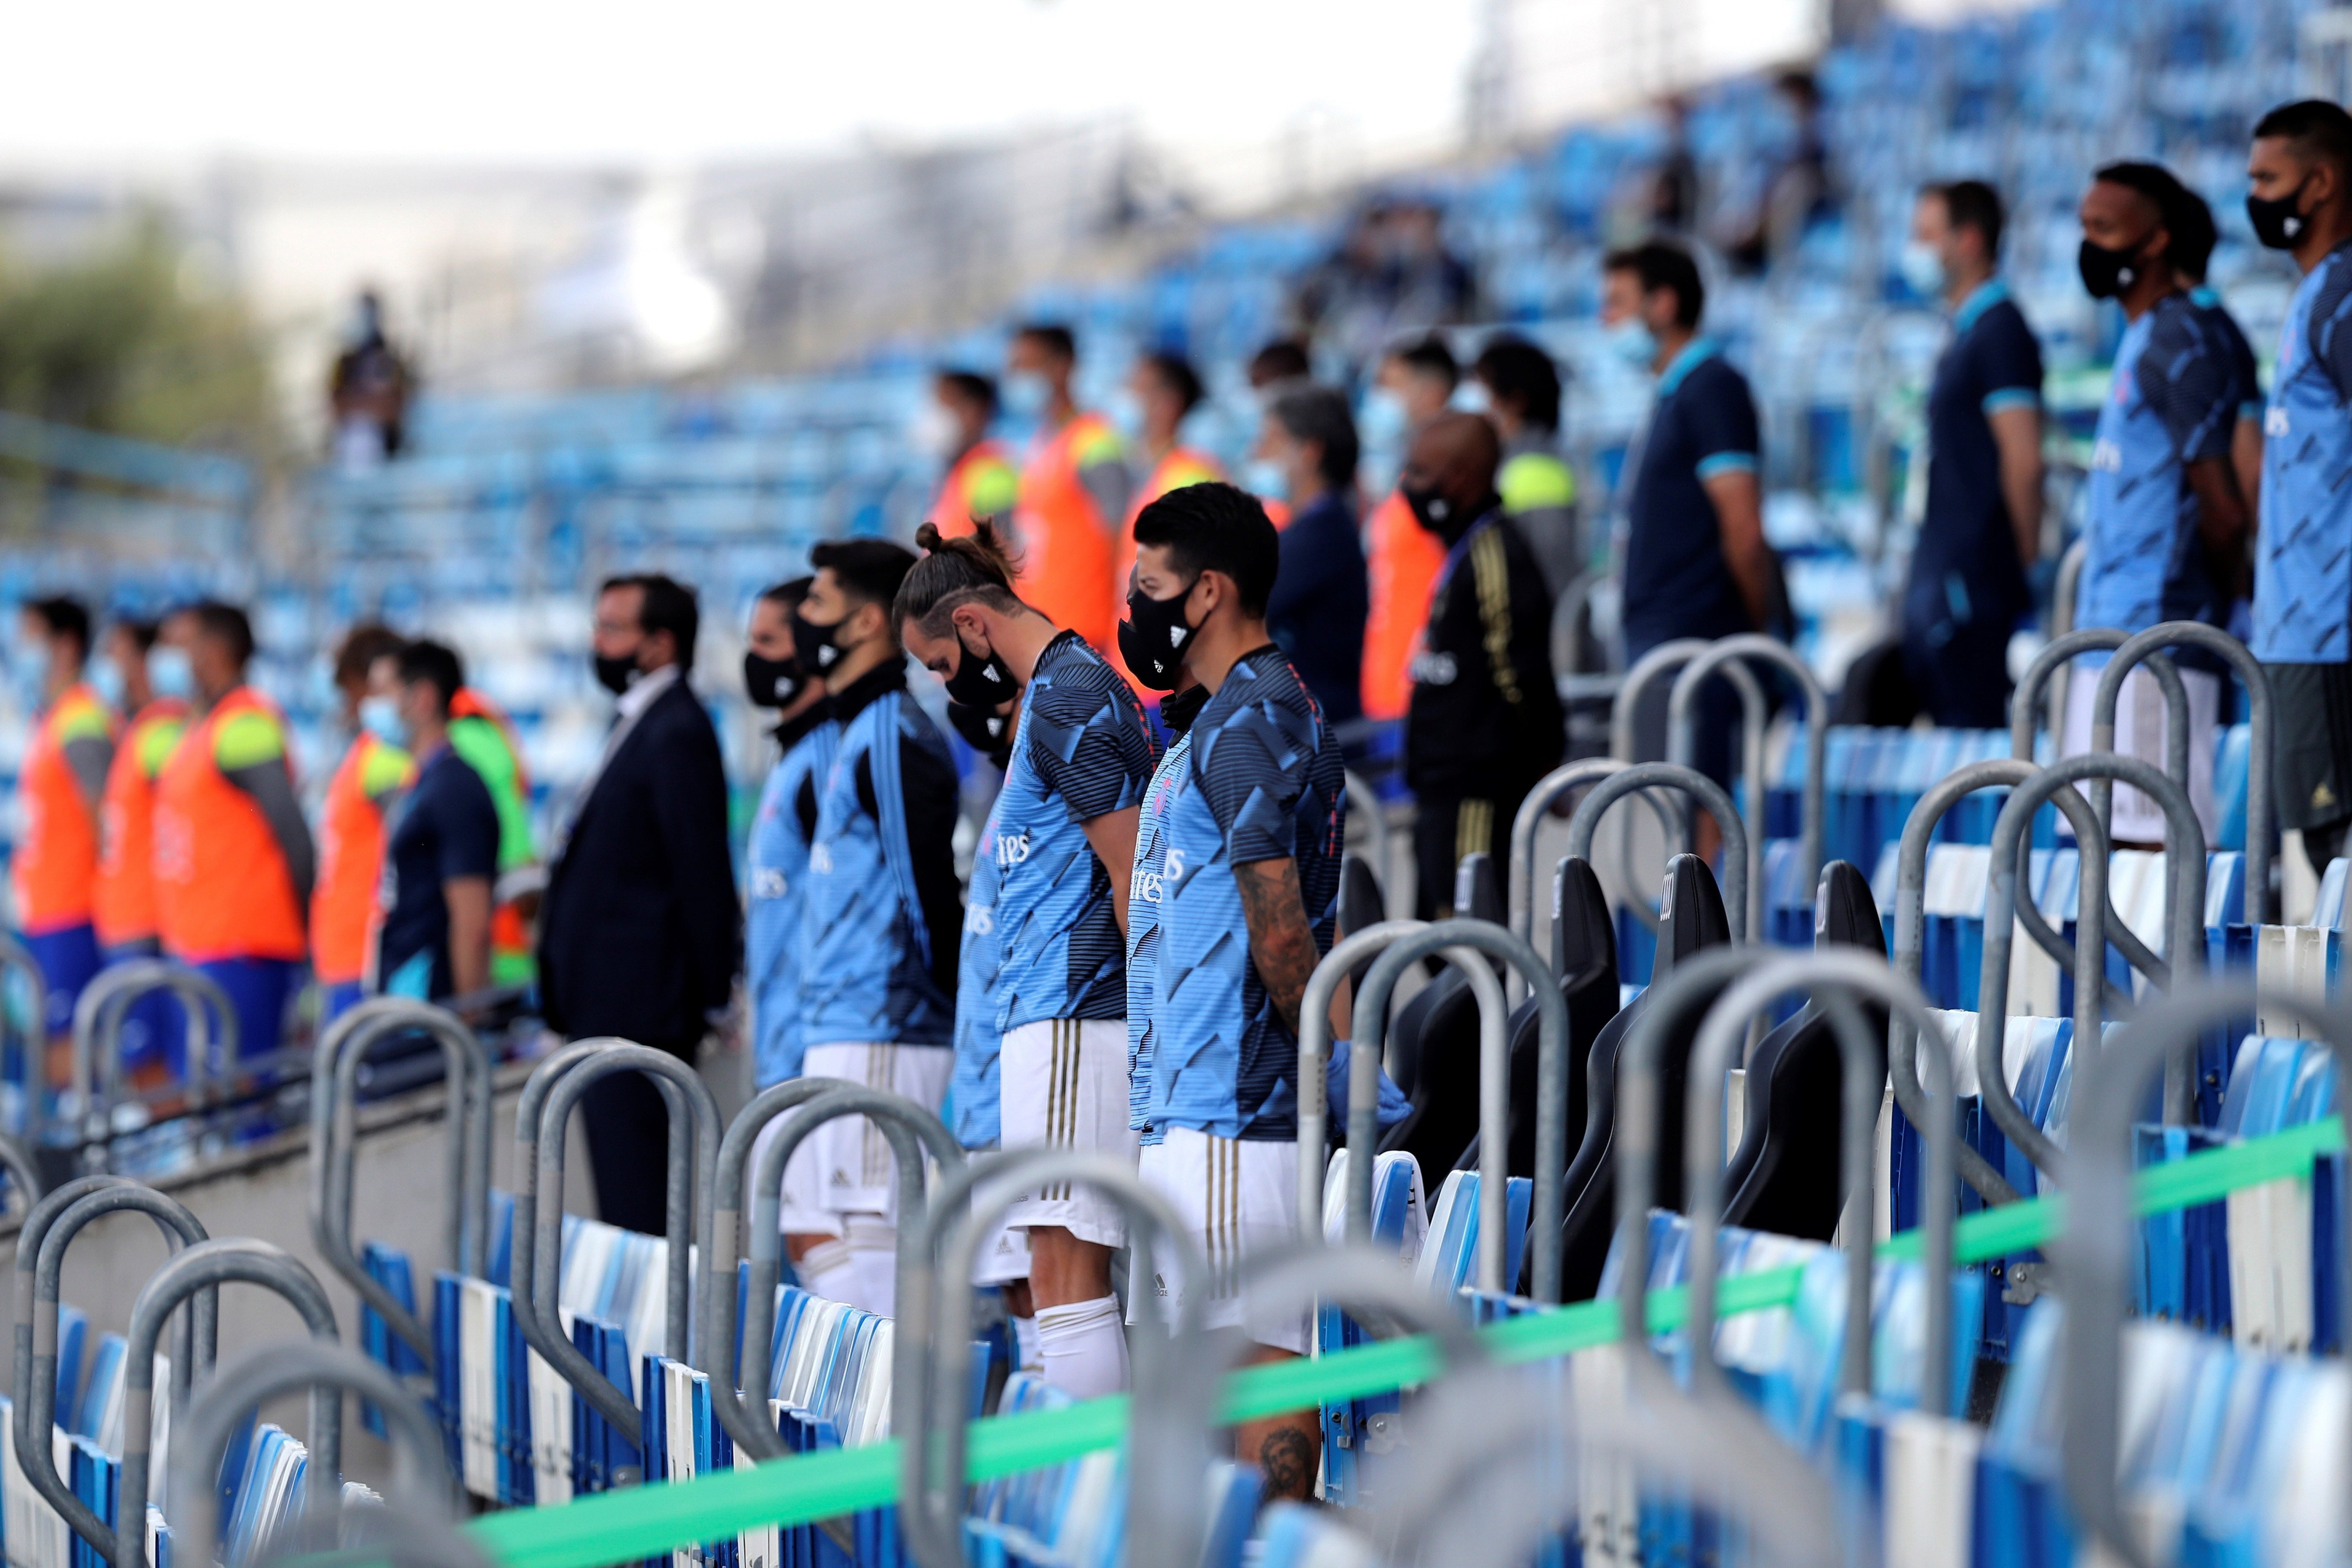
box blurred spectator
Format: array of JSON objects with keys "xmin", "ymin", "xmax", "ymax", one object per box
[
  {"xmin": 920, "ymin": 370, "xmax": 1019, "ymax": 537},
  {"xmin": 540, "ymin": 573, "xmax": 739, "ymax": 1232},
  {"xmin": 312, "ymin": 623, "xmax": 413, "ymax": 1025},
  {"xmin": 1384, "ymin": 199, "xmax": 1479, "ymax": 328},
  {"xmin": 375, "ymin": 638, "xmax": 500, "ymax": 1002},
  {"xmin": 1361, "ymin": 336, "xmax": 1459, "ymax": 723},
  {"xmin": 328, "ymin": 289, "xmax": 413, "ymax": 470},
  {"xmin": 1603, "ymin": 242, "xmax": 1772, "ymax": 840},
  {"xmin": 1246, "ymin": 338, "xmax": 1312, "ymax": 393},
  {"xmin": 1900, "ymin": 180, "xmax": 2044, "ymax": 728},
  {"xmin": 1472, "ymin": 335, "xmax": 1581, "ymax": 596},
  {"xmin": 2169, "ymin": 188, "xmax": 2266, "ymax": 518},
  {"xmin": 1726, "ymin": 70, "xmax": 1836, "ymax": 274},
  {"xmin": 1295, "ymin": 198, "xmax": 1478, "ymax": 369},
  {"xmin": 445, "ymin": 680, "xmax": 537, "ymax": 988},
  {"xmin": 1112, "ymin": 352, "xmax": 1223, "ymax": 691},
  {"xmin": 13, "ymin": 596, "xmax": 115, "ymax": 1056},
  {"xmin": 1259, "ymin": 383, "xmax": 1369, "ymax": 724},
  {"xmin": 91, "ymin": 617, "xmax": 186, "ymax": 1081},
  {"xmin": 1398, "ymin": 414, "xmax": 1564, "ymax": 918},
  {"xmin": 152, "ymin": 601, "xmax": 313, "ymax": 1068},
  {"xmin": 1007, "ymin": 325, "xmax": 1130, "ymax": 648},
  {"xmin": 1242, "ymin": 339, "xmax": 1311, "ymax": 522},
  {"xmin": 1649, "ymin": 97, "xmax": 1701, "ymax": 234}
]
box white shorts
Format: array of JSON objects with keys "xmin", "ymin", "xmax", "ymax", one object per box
[
  {"xmin": 777, "ymin": 1041, "xmax": 954, "ymax": 1236},
  {"xmin": 963, "ymin": 1146, "xmax": 1035, "ymax": 1286},
  {"xmin": 999, "ymin": 1018, "xmax": 1140, "ymax": 1248},
  {"xmin": 1130, "ymin": 1126, "xmax": 1309, "ymax": 1355},
  {"xmin": 2060, "ymin": 658, "xmax": 2219, "ymax": 846}
]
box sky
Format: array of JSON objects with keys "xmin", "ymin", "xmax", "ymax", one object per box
[{"xmin": 0, "ymin": 0, "xmax": 1486, "ymax": 168}]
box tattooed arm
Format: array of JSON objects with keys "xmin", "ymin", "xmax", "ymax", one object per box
[{"xmin": 1235, "ymin": 855, "xmax": 1318, "ymax": 1038}]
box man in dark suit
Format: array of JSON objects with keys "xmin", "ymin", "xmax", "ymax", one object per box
[{"xmin": 539, "ymin": 573, "xmax": 740, "ymax": 1233}]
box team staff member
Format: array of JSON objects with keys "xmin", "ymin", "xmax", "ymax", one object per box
[
  {"xmin": 1005, "ymin": 325, "xmax": 1130, "ymax": 648},
  {"xmin": 312, "ymin": 624, "xmax": 413, "ymax": 1022},
  {"xmin": 373, "ymin": 640, "xmax": 500, "ymax": 1000},
  {"xmin": 2248, "ymin": 101, "xmax": 2352, "ymax": 873},
  {"xmin": 783, "ymin": 540, "xmax": 961, "ymax": 1315},
  {"xmin": 1472, "ymin": 335, "xmax": 1581, "ymax": 597},
  {"xmin": 1604, "ymin": 242, "xmax": 1771, "ymax": 818},
  {"xmin": 152, "ymin": 601, "xmax": 313, "ymax": 1066},
  {"xmin": 1110, "ymin": 352, "xmax": 1222, "ymax": 694},
  {"xmin": 1128, "ymin": 482, "xmax": 1345, "ymax": 1503},
  {"xmin": 1399, "ymin": 414, "xmax": 1567, "ymax": 918},
  {"xmin": 446, "ymin": 684, "xmax": 535, "ymax": 988},
  {"xmin": 1359, "ymin": 336, "xmax": 1458, "ymax": 722},
  {"xmin": 91, "ymin": 618, "xmax": 187, "ymax": 1078},
  {"xmin": 1258, "ymin": 383, "xmax": 1369, "ymax": 725},
  {"xmin": 897, "ymin": 521, "xmax": 1158, "ymax": 1399},
  {"xmin": 2066, "ymin": 162, "xmax": 2246, "ymax": 845},
  {"xmin": 2170, "ymin": 187, "xmax": 2267, "ymax": 522},
  {"xmin": 742, "ymin": 577, "xmax": 835, "ymax": 1091},
  {"xmin": 1899, "ymin": 180, "xmax": 2046, "ymax": 726},
  {"xmin": 13, "ymin": 597, "xmax": 118, "ymax": 1052},
  {"xmin": 922, "ymin": 371, "xmax": 1020, "ymax": 537}
]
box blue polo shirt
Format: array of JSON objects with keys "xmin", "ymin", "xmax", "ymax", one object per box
[
  {"xmin": 2076, "ymin": 293, "xmax": 2233, "ymax": 641},
  {"xmin": 1621, "ymin": 337, "xmax": 1759, "ymax": 654},
  {"xmin": 2255, "ymin": 240, "xmax": 2352, "ymax": 664},
  {"xmin": 2190, "ymin": 285, "xmax": 2263, "ymax": 426},
  {"xmin": 1906, "ymin": 279, "xmax": 2043, "ymax": 648},
  {"xmin": 1264, "ymin": 489, "xmax": 1368, "ymax": 725},
  {"xmin": 376, "ymin": 743, "xmax": 500, "ymax": 1001}
]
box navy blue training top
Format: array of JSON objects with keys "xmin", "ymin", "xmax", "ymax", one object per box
[
  {"xmin": 1264, "ymin": 488, "xmax": 1368, "ymax": 726},
  {"xmin": 1621, "ymin": 338, "xmax": 1760, "ymax": 654},
  {"xmin": 1907, "ymin": 279, "xmax": 2044, "ymax": 648},
  {"xmin": 2190, "ymin": 285, "xmax": 2263, "ymax": 425},
  {"xmin": 377, "ymin": 743, "xmax": 500, "ymax": 999}
]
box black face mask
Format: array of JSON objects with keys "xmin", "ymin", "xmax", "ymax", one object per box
[
  {"xmin": 2248, "ymin": 176, "xmax": 2314, "ymax": 250},
  {"xmin": 1158, "ymin": 683, "xmax": 1208, "ymax": 737},
  {"xmin": 946, "ymin": 700, "xmax": 1013, "ymax": 764},
  {"xmin": 1402, "ymin": 482, "xmax": 1497, "ymax": 543},
  {"xmin": 943, "ymin": 636, "xmax": 1018, "ymax": 708},
  {"xmin": 793, "ymin": 608, "xmax": 846, "ymax": 673},
  {"xmin": 743, "ymin": 650, "xmax": 804, "ymax": 710},
  {"xmin": 2077, "ymin": 233, "xmax": 2154, "ymax": 300},
  {"xmin": 1120, "ymin": 580, "xmax": 1199, "ymax": 692},
  {"xmin": 593, "ymin": 652, "xmax": 638, "ymax": 695}
]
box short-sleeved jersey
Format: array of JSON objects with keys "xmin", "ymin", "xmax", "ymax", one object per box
[
  {"xmin": 1621, "ymin": 339, "xmax": 1760, "ymax": 654},
  {"xmin": 800, "ymin": 674, "xmax": 961, "ymax": 1047},
  {"xmin": 2077, "ymin": 294, "xmax": 2234, "ymax": 639},
  {"xmin": 1125, "ymin": 728, "xmax": 1194, "ymax": 1138},
  {"xmin": 1909, "ymin": 279, "xmax": 2044, "ymax": 641},
  {"xmin": 2190, "ymin": 285, "xmax": 2264, "ymax": 425},
  {"xmin": 990, "ymin": 633, "xmax": 1158, "ymax": 1029},
  {"xmin": 745, "ymin": 712, "xmax": 838, "ymax": 1089},
  {"xmin": 951, "ymin": 802, "xmax": 1007, "ymax": 1149},
  {"xmin": 2256, "ymin": 241, "xmax": 2352, "ymax": 663},
  {"xmin": 1144, "ymin": 648, "xmax": 1345, "ymax": 1141},
  {"xmin": 376, "ymin": 744, "xmax": 500, "ymax": 999}
]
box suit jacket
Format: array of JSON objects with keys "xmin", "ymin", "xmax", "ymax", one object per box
[{"xmin": 539, "ymin": 676, "xmax": 740, "ymax": 1049}]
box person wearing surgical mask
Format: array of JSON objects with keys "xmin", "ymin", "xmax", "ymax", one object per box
[
  {"xmin": 371, "ymin": 638, "xmax": 499, "ymax": 1008},
  {"xmin": 1258, "ymin": 383, "xmax": 1368, "ymax": 726},
  {"xmin": 920, "ymin": 371, "xmax": 1019, "ymax": 541},
  {"xmin": 739, "ymin": 576, "xmax": 836, "ymax": 1095},
  {"xmin": 1899, "ymin": 179, "xmax": 2046, "ymax": 731},
  {"xmin": 88, "ymin": 617, "xmax": 189, "ymax": 1081},
  {"xmin": 1004, "ymin": 323, "xmax": 1130, "ymax": 649},
  {"xmin": 11, "ymin": 596, "xmax": 118, "ymax": 1069},
  {"xmin": 310, "ymin": 623, "xmax": 415, "ymax": 1025},
  {"xmin": 1472, "ymin": 334, "xmax": 1581, "ymax": 598},
  {"xmin": 1108, "ymin": 352, "xmax": 1222, "ymax": 698},
  {"xmin": 1359, "ymin": 334, "xmax": 1461, "ymax": 724},
  {"xmin": 1602, "ymin": 240, "xmax": 1773, "ymax": 862}
]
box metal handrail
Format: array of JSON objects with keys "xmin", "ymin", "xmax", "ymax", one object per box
[
  {"xmin": 734, "ymin": 1085, "xmax": 961, "ymax": 1462},
  {"xmin": 1295, "ymin": 921, "xmax": 1425, "ymax": 1242},
  {"xmin": 68, "ymin": 959, "xmax": 234, "ymax": 1153},
  {"xmin": 1563, "ymin": 762, "xmax": 1750, "ymax": 943},
  {"xmin": 309, "ymin": 998, "xmax": 495, "ymax": 1372},
  {"xmin": 1606, "ymin": 639, "xmax": 1727, "ymax": 934},
  {"xmin": 1347, "ymin": 920, "xmax": 1567, "ymax": 1300},
  {"xmin": 1668, "ymin": 634, "xmax": 1830, "ymax": 933},
  {"xmin": 117, "ymin": 1239, "xmax": 340, "ymax": 1568},
  {"xmin": 1342, "ymin": 769, "xmax": 1395, "ymax": 912},
  {"xmin": 0, "ymin": 934, "xmax": 48, "ymax": 1145},
  {"xmin": 2046, "ymin": 534, "xmax": 2089, "ymax": 730}
]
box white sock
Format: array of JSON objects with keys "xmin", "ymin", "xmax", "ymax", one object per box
[
  {"xmin": 800, "ymin": 1238, "xmax": 855, "ymax": 1303},
  {"xmin": 844, "ymin": 1218, "xmax": 897, "ymax": 1317},
  {"xmin": 1009, "ymin": 1308, "xmax": 1041, "ymax": 1373},
  {"xmin": 1034, "ymin": 1295, "xmax": 1130, "ymax": 1400}
]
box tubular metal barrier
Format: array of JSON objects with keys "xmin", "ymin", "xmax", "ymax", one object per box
[
  {"xmin": 2042, "ymin": 537, "xmax": 2090, "ymax": 735},
  {"xmin": 1668, "ymin": 634, "xmax": 1831, "ymax": 935},
  {"xmin": 1608, "ymin": 640, "xmax": 1735, "ymax": 935},
  {"xmin": 0, "ymin": 932, "xmax": 46, "ymax": 1143},
  {"xmin": 1347, "ymin": 920, "xmax": 1567, "ymax": 1299},
  {"xmin": 66, "ymin": 960, "xmax": 235, "ymax": 1156},
  {"xmin": 1564, "ymin": 761, "xmax": 1751, "ymax": 944},
  {"xmin": 118, "ymin": 1238, "xmax": 342, "ymax": 1568},
  {"xmin": 1295, "ymin": 921, "xmax": 1426, "ymax": 1243},
  {"xmin": 309, "ymin": 997, "xmax": 495, "ymax": 1373},
  {"xmin": 1342, "ymin": 769, "xmax": 1395, "ymax": 914},
  {"xmin": 903, "ymin": 1151, "xmax": 1205, "ymax": 1568}
]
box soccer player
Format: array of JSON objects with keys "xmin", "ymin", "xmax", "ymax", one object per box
[
  {"xmin": 897, "ymin": 520, "xmax": 1159, "ymax": 1399},
  {"xmin": 1127, "ymin": 482, "xmax": 1345, "ymax": 1502},
  {"xmin": 783, "ymin": 539, "xmax": 961, "ymax": 1315},
  {"xmin": 741, "ymin": 577, "xmax": 836, "ymax": 1094}
]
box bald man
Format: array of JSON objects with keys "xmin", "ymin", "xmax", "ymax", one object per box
[{"xmin": 1398, "ymin": 413, "xmax": 1566, "ymax": 918}]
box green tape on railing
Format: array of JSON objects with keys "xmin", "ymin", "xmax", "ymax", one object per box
[{"xmin": 468, "ymin": 1114, "xmax": 2348, "ymax": 1568}]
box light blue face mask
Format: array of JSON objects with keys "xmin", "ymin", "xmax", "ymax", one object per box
[
  {"xmin": 1898, "ymin": 239, "xmax": 1947, "ymax": 300},
  {"xmin": 89, "ymin": 658, "xmax": 125, "ymax": 711},
  {"xmin": 1240, "ymin": 457, "xmax": 1290, "ymax": 504},
  {"xmin": 12, "ymin": 637, "xmax": 50, "ymax": 693},
  {"xmin": 1603, "ymin": 317, "xmax": 1660, "ymax": 372},
  {"xmin": 1000, "ymin": 370, "xmax": 1052, "ymax": 420},
  {"xmin": 1105, "ymin": 389, "xmax": 1146, "ymax": 443},
  {"xmin": 1451, "ymin": 380, "xmax": 1493, "ymax": 415},
  {"xmin": 1358, "ymin": 386, "xmax": 1411, "ymax": 449},
  {"xmin": 358, "ymin": 693, "xmax": 410, "ymax": 750},
  {"xmin": 148, "ymin": 646, "xmax": 196, "ymax": 702}
]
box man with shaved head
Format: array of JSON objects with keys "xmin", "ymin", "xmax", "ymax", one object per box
[{"xmin": 1398, "ymin": 411, "xmax": 1566, "ymax": 918}]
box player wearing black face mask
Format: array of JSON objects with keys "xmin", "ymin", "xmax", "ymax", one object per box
[{"xmin": 741, "ymin": 578, "xmax": 838, "ymax": 1092}]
